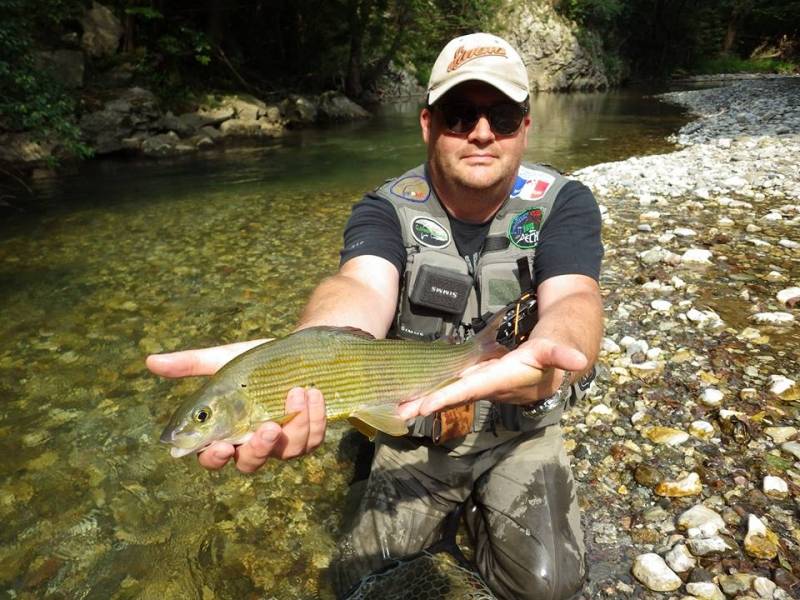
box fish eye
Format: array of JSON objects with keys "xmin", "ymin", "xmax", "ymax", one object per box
[{"xmin": 193, "ymin": 407, "xmax": 212, "ymax": 423}]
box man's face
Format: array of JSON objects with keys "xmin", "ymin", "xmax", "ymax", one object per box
[{"xmin": 421, "ymin": 82, "xmax": 531, "ymax": 194}]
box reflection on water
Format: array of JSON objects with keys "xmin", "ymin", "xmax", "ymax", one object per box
[{"xmin": 0, "ymin": 89, "xmax": 689, "ymax": 598}]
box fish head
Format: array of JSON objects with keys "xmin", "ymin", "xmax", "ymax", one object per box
[{"xmin": 160, "ymin": 377, "xmax": 250, "ymax": 458}]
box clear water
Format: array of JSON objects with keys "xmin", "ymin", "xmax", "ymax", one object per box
[{"xmin": 0, "ymin": 89, "xmax": 689, "ymax": 599}]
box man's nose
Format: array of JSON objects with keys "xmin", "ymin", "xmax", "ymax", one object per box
[{"xmin": 468, "ymin": 114, "xmax": 495, "ymax": 143}]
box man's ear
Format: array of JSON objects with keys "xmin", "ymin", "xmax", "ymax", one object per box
[{"xmin": 420, "ymin": 107, "xmax": 432, "ymax": 144}]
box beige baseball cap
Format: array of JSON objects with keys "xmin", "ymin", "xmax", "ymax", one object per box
[{"xmin": 426, "ymin": 32, "xmax": 529, "ymax": 105}]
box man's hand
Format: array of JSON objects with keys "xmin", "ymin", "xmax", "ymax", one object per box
[
  {"xmin": 147, "ymin": 342, "xmax": 327, "ymax": 473},
  {"xmin": 397, "ymin": 336, "xmax": 587, "ymax": 420}
]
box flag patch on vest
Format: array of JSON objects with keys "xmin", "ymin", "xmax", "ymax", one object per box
[
  {"xmin": 508, "ymin": 207, "xmax": 544, "ymax": 249},
  {"xmin": 511, "ymin": 167, "xmax": 555, "ymax": 201},
  {"xmin": 390, "ymin": 176, "xmax": 430, "ymax": 202},
  {"xmin": 411, "ymin": 217, "xmax": 450, "ymax": 248}
]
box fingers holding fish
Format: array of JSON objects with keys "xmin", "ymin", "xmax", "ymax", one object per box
[
  {"xmin": 197, "ymin": 440, "xmax": 237, "ymax": 470},
  {"xmin": 146, "ymin": 339, "xmax": 270, "ymax": 378},
  {"xmin": 231, "ymin": 423, "xmax": 282, "ymax": 473}
]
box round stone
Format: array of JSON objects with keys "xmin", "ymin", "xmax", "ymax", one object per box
[{"xmin": 632, "ymin": 553, "xmax": 682, "ymax": 592}]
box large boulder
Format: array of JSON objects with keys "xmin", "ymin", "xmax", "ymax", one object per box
[
  {"xmin": 500, "ymin": 0, "xmax": 608, "ymax": 92},
  {"xmin": 364, "ymin": 61, "xmax": 426, "ymax": 102},
  {"xmin": 280, "ymin": 95, "xmax": 318, "ymax": 126},
  {"xmin": 80, "ymin": 2, "xmax": 123, "ymax": 58},
  {"xmin": 79, "ymin": 87, "xmax": 161, "ymax": 153},
  {"xmin": 317, "ymin": 91, "xmax": 371, "ymax": 122}
]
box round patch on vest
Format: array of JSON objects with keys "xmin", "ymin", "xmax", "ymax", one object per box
[
  {"xmin": 508, "ymin": 207, "xmax": 544, "ymax": 249},
  {"xmin": 411, "ymin": 217, "xmax": 450, "ymax": 248},
  {"xmin": 390, "ymin": 176, "xmax": 430, "ymax": 202}
]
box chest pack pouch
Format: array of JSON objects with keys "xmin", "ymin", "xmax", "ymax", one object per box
[{"xmin": 396, "ymin": 252, "xmax": 474, "ymax": 342}]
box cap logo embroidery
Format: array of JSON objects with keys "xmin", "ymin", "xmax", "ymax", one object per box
[{"xmin": 447, "ymin": 46, "xmax": 507, "ymax": 72}]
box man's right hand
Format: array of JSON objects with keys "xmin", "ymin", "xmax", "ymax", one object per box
[{"xmin": 147, "ymin": 342, "xmax": 327, "ymax": 473}]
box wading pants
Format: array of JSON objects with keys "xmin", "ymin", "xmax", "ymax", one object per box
[{"xmin": 330, "ymin": 424, "xmax": 585, "ymax": 600}]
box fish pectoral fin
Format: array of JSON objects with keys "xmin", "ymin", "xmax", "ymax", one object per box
[
  {"xmin": 347, "ymin": 417, "xmax": 378, "ymax": 441},
  {"xmin": 274, "ymin": 411, "xmax": 301, "ymax": 426},
  {"xmin": 349, "ymin": 405, "xmax": 409, "ymax": 439}
]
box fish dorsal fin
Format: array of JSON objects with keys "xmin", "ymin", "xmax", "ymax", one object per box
[
  {"xmin": 348, "ymin": 404, "xmax": 409, "ymax": 440},
  {"xmin": 297, "ymin": 326, "xmax": 375, "ymax": 339}
]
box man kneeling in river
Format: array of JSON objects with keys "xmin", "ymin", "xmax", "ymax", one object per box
[{"xmin": 148, "ymin": 32, "xmax": 604, "ymax": 600}]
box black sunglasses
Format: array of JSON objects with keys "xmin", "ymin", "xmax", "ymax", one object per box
[{"xmin": 432, "ymin": 100, "xmax": 528, "ymax": 136}]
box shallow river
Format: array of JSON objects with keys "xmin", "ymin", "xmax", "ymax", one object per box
[{"xmin": 0, "ymin": 89, "xmax": 689, "ymax": 599}]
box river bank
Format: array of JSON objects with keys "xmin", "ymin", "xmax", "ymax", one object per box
[{"xmin": 571, "ymin": 76, "xmax": 800, "ymax": 598}]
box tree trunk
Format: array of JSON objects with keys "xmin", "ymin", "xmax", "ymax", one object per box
[
  {"xmin": 722, "ymin": 0, "xmax": 752, "ymax": 55},
  {"xmin": 345, "ymin": 0, "xmax": 371, "ymax": 98}
]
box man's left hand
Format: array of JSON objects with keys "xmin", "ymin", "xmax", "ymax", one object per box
[{"xmin": 396, "ymin": 336, "xmax": 587, "ymax": 420}]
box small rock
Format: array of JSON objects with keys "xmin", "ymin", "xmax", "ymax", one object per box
[
  {"xmin": 762, "ymin": 475, "xmax": 788, "ymax": 498},
  {"xmin": 776, "ymin": 287, "xmax": 800, "ymax": 307},
  {"xmin": 677, "ymin": 504, "xmax": 726, "ymax": 537},
  {"xmin": 685, "ymin": 581, "xmax": 724, "ymax": 600},
  {"xmin": 765, "ymin": 426, "xmax": 797, "ymax": 443},
  {"xmin": 717, "ymin": 573, "xmax": 755, "ymax": 596},
  {"xmin": 664, "ymin": 543, "xmax": 696, "ymax": 573},
  {"xmin": 631, "ymin": 553, "xmax": 682, "ymax": 592},
  {"xmin": 689, "ymin": 420, "xmax": 715, "ymax": 440},
  {"xmin": 685, "ymin": 534, "xmax": 738, "ymax": 558},
  {"xmin": 752, "ymin": 576, "xmax": 776, "ymax": 599},
  {"xmin": 656, "ymin": 472, "xmax": 703, "ymax": 497},
  {"xmin": 781, "ymin": 441, "xmax": 800, "ymax": 460},
  {"xmin": 769, "ymin": 374, "xmax": 796, "ymax": 395},
  {"xmin": 644, "ymin": 426, "xmax": 689, "ymax": 445},
  {"xmin": 700, "ymin": 388, "xmax": 724, "ymax": 407},
  {"xmin": 681, "ymin": 248, "xmax": 713, "ymax": 264},
  {"xmin": 751, "ymin": 312, "xmax": 794, "ymax": 325},
  {"xmin": 743, "ymin": 514, "xmax": 779, "ymax": 559},
  {"xmin": 651, "ymin": 299, "xmax": 672, "ymax": 312}
]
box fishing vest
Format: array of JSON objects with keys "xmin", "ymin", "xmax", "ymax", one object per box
[{"xmin": 374, "ymin": 162, "xmax": 572, "ymax": 435}]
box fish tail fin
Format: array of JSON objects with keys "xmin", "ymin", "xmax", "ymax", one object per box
[
  {"xmin": 471, "ymin": 307, "xmax": 510, "ymax": 362},
  {"xmin": 473, "ymin": 291, "xmax": 539, "ymax": 361}
]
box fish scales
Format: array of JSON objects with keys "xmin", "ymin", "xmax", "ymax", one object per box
[{"xmin": 243, "ymin": 332, "xmax": 480, "ymax": 422}]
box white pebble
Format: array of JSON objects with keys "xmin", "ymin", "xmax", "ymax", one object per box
[
  {"xmin": 777, "ymin": 287, "xmax": 800, "ymax": 305},
  {"xmin": 674, "ymin": 227, "xmax": 696, "ymax": 237},
  {"xmin": 685, "ymin": 581, "xmax": 724, "ymax": 600},
  {"xmin": 700, "ymin": 388, "xmax": 724, "ymax": 407},
  {"xmin": 681, "ymin": 248, "xmax": 713, "ymax": 264},
  {"xmin": 651, "ymin": 299, "xmax": 672, "ymax": 312},
  {"xmin": 769, "ymin": 374, "xmax": 796, "ymax": 395},
  {"xmin": 763, "ymin": 475, "xmax": 788, "ymax": 497},
  {"xmin": 751, "ymin": 312, "xmax": 794, "ymax": 325},
  {"xmin": 689, "ymin": 420, "xmax": 715, "ymax": 440},
  {"xmin": 664, "ymin": 543, "xmax": 696, "ymax": 573},
  {"xmin": 779, "ymin": 238, "xmax": 799, "ymax": 249},
  {"xmin": 632, "ymin": 553, "xmax": 682, "ymax": 592}
]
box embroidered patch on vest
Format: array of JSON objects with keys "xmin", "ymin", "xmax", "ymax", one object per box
[
  {"xmin": 508, "ymin": 207, "xmax": 544, "ymax": 249},
  {"xmin": 511, "ymin": 167, "xmax": 555, "ymax": 201},
  {"xmin": 411, "ymin": 217, "xmax": 450, "ymax": 248},
  {"xmin": 390, "ymin": 176, "xmax": 430, "ymax": 202}
]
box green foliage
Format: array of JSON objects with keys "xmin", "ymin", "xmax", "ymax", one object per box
[{"xmin": 0, "ymin": 0, "xmax": 90, "ymax": 160}]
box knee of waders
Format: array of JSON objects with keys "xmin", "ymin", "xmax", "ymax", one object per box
[{"xmin": 491, "ymin": 547, "xmax": 585, "ymax": 600}]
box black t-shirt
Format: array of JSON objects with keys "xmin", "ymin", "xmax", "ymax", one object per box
[{"xmin": 339, "ymin": 179, "xmax": 603, "ymax": 285}]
